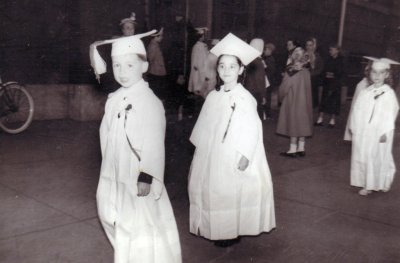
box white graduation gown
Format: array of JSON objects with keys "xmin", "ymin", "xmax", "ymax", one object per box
[
  {"xmin": 348, "ymin": 84, "xmax": 399, "ymax": 191},
  {"xmin": 189, "ymin": 84, "xmax": 276, "ymax": 240},
  {"xmin": 97, "ymin": 79, "xmax": 181, "ymax": 263}
]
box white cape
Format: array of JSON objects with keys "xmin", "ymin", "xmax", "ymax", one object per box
[
  {"xmin": 97, "ymin": 80, "xmax": 181, "ymax": 263},
  {"xmin": 189, "ymin": 84, "xmax": 276, "ymax": 240},
  {"xmin": 348, "ymin": 84, "xmax": 399, "ymax": 191}
]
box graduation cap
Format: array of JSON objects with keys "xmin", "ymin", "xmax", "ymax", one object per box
[
  {"xmin": 363, "ymin": 56, "xmax": 400, "ymax": 70},
  {"xmin": 89, "ymin": 30, "xmax": 157, "ymax": 82},
  {"xmin": 210, "ymin": 33, "xmax": 261, "ymax": 66},
  {"xmin": 120, "ymin": 12, "xmax": 137, "ymax": 25}
]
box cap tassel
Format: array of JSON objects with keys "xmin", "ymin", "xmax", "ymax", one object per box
[{"xmin": 89, "ymin": 43, "xmax": 107, "ymax": 83}]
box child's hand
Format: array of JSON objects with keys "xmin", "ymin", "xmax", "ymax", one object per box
[
  {"xmin": 238, "ymin": 155, "xmax": 249, "ymax": 171},
  {"xmin": 137, "ymin": 182, "xmax": 151, "ymax": 197},
  {"xmin": 380, "ymin": 134, "xmax": 387, "ymax": 143}
]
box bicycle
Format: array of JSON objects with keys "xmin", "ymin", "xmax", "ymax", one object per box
[{"xmin": 0, "ymin": 77, "xmax": 34, "ymax": 134}]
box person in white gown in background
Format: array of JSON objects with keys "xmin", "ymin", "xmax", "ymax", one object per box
[{"xmin": 346, "ymin": 57, "xmax": 400, "ymax": 196}]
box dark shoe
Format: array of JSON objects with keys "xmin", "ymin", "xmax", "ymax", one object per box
[
  {"xmin": 296, "ymin": 151, "xmax": 306, "ymax": 157},
  {"xmin": 328, "ymin": 123, "xmax": 335, "ymax": 128},
  {"xmin": 280, "ymin": 152, "xmax": 297, "ymax": 158},
  {"xmin": 314, "ymin": 122, "xmax": 323, "ymax": 126},
  {"xmin": 214, "ymin": 238, "xmax": 240, "ymax": 247}
]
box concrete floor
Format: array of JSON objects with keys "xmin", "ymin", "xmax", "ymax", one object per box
[{"xmin": 1, "ymin": 103, "xmax": 400, "ymax": 263}]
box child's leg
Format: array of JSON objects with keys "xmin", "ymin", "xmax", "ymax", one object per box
[
  {"xmin": 280, "ymin": 137, "xmax": 298, "ymax": 157},
  {"xmin": 297, "ymin": 137, "xmax": 305, "ymax": 151}
]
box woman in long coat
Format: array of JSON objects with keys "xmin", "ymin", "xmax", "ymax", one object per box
[{"xmin": 277, "ymin": 47, "xmax": 313, "ymax": 157}]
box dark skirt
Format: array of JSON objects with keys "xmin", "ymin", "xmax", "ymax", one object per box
[{"xmin": 319, "ymin": 79, "xmax": 341, "ymax": 115}]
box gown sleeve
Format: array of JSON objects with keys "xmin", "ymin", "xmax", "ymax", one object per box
[
  {"xmin": 231, "ymin": 92, "xmax": 259, "ymax": 163},
  {"xmin": 139, "ymin": 99, "xmax": 166, "ymax": 198}
]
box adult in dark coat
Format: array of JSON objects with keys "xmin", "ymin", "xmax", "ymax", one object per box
[
  {"xmin": 277, "ymin": 47, "xmax": 313, "ymax": 157},
  {"xmin": 245, "ymin": 38, "xmax": 266, "ymax": 119},
  {"xmin": 316, "ymin": 44, "xmax": 344, "ymax": 127}
]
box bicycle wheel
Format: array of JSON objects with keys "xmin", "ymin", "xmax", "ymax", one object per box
[{"xmin": 0, "ymin": 83, "xmax": 34, "ymax": 134}]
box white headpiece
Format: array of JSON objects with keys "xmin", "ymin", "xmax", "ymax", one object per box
[
  {"xmin": 210, "ymin": 33, "xmax": 261, "ymax": 65},
  {"xmin": 89, "ymin": 30, "xmax": 156, "ymax": 82},
  {"xmin": 364, "ymin": 56, "xmax": 400, "ymax": 70}
]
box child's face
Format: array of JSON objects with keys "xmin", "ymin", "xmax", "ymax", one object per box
[
  {"xmin": 112, "ymin": 54, "xmax": 148, "ymax": 88},
  {"xmin": 370, "ymin": 67, "xmax": 389, "ymax": 86},
  {"xmin": 217, "ymin": 55, "xmax": 244, "ymax": 86},
  {"xmin": 121, "ymin": 22, "xmax": 135, "ymax": 36}
]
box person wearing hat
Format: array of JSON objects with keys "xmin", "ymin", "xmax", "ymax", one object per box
[
  {"xmin": 244, "ymin": 38, "xmax": 266, "ymax": 119},
  {"xmin": 276, "ymin": 46, "xmax": 313, "ymax": 158},
  {"xmin": 147, "ymin": 28, "xmax": 167, "ymax": 101},
  {"xmin": 188, "ymin": 33, "xmax": 276, "ymax": 247},
  {"xmin": 120, "ymin": 12, "xmax": 137, "ymax": 36},
  {"xmin": 346, "ymin": 57, "xmax": 399, "ymax": 196},
  {"xmin": 89, "ymin": 31, "xmax": 181, "ymax": 262}
]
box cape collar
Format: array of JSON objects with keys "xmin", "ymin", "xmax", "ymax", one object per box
[{"xmin": 118, "ymin": 79, "xmax": 148, "ymax": 97}]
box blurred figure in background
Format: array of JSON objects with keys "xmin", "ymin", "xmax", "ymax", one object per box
[
  {"xmin": 304, "ymin": 37, "xmax": 324, "ymax": 109},
  {"xmin": 315, "ymin": 44, "xmax": 344, "ymax": 127},
  {"xmin": 245, "ymin": 38, "xmax": 266, "ymax": 119},
  {"xmin": 147, "ymin": 28, "xmax": 167, "ymax": 102},
  {"xmin": 120, "ymin": 12, "xmax": 136, "ymax": 36},
  {"xmin": 188, "ymin": 27, "xmax": 209, "ymax": 96},
  {"xmin": 263, "ymin": 42, "xmax": 277, "ymax": 119}
]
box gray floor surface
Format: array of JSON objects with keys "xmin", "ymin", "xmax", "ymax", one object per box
[{"xmin": 1, "ymin": 103, "xmax": 400, "ymax": 263}]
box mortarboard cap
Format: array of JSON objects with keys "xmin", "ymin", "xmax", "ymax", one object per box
[
  {"xmin": 210, "ymin": 33, "xmax": 261, "ymax": 66},
  {"xmin": 120, "ymin": 12, "xmax": 137, "ymax": 25},
  {"xmin": 363, "ymin": 56, "xmax": 400, "ymax": 70},
  {"xmin": 89, "ymin": 30, "xmax": 156, "ymax": 82}
]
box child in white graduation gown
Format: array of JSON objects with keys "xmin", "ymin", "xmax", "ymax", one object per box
[
  {"xmin": 346, "ymin": 57, "xmax": 399, "ymax": 196},
  {"xmin": 90, "ymin": 31, "xmax": 181, "ymax": 262},
  {"xmin": 188, "ymin": 33, "xmax": 276, "ymax": 247}
]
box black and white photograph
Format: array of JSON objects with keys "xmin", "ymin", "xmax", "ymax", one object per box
[{"xmin": 1, "ymin": 0, "xmax": 400, "ymax": 262}]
